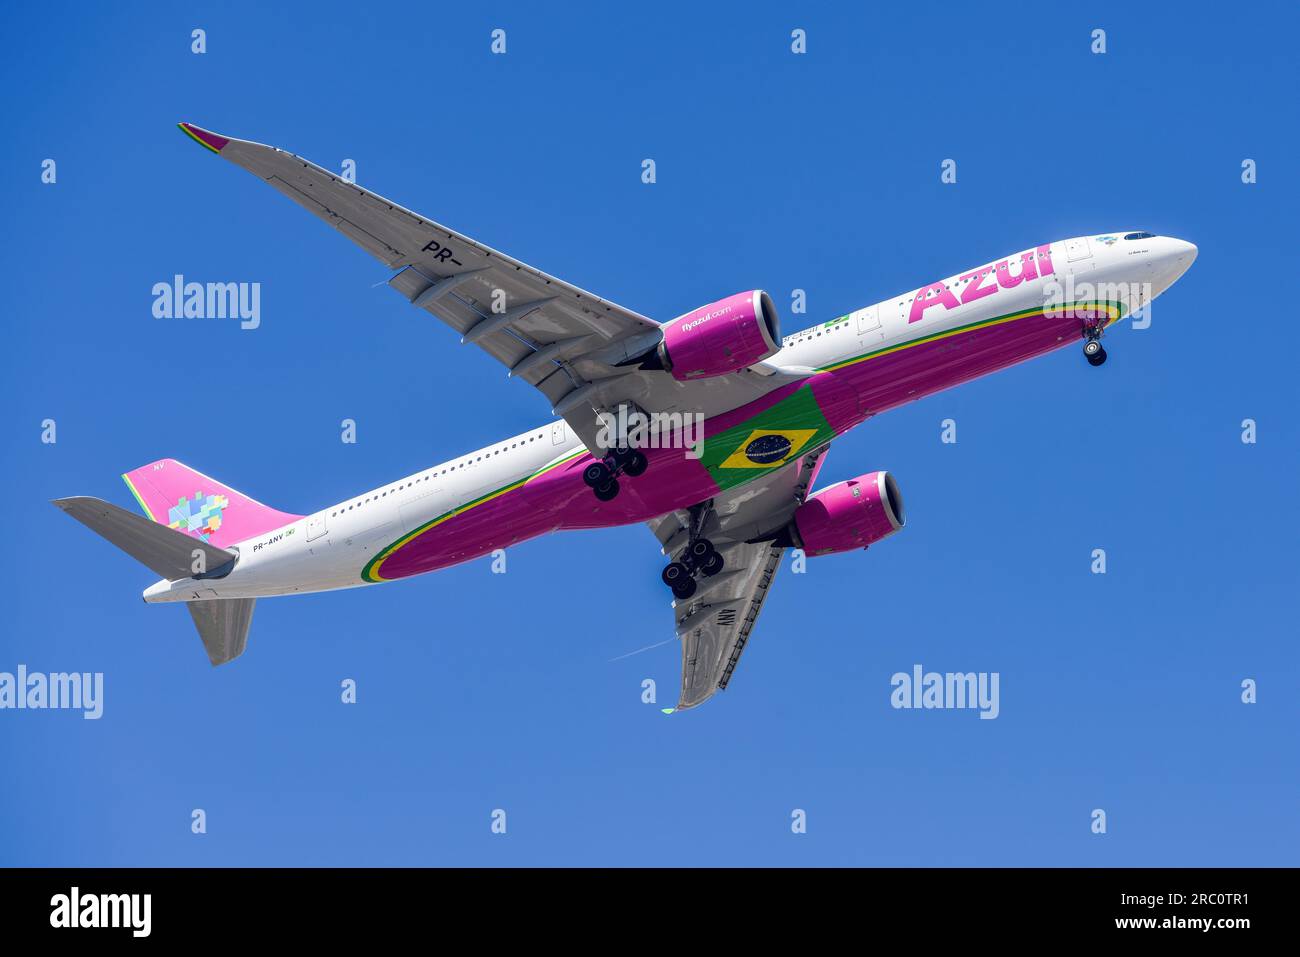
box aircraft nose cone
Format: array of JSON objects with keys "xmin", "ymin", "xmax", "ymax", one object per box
[
  {"xmin": 1168, "ymin": 238, "xmax": 1198, "ymax": 278},
  {"xmin": 1148, "ymin": 237, "xmax": 1197, "ymax": 296}
]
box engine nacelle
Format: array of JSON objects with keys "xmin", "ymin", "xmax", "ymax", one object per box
[
  {"xmin": 787, "ymin": 471, "xmax": 905, "ymax": 556},
  {"xmin": 658, "ymin": 290, "xmax": 781, "ymax": 381}
]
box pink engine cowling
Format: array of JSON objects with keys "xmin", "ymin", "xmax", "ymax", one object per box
[
  {"xmin": 658, "ymin": 290, "xmax": 781, "ymax": 381},
  {"xmin": 791, "ymin": 471, "xmax": 906, "ymax": 556}
]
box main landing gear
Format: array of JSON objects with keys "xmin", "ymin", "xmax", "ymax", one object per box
[
  {"xmin": 660, "ymin": 502, "xmax": 725, "ymax": 600},
  {"xmin": 1082, "ymin": 327, "xmax": 1107, "ymax": 367},
  {"xmin": 581, "ymin": 447, "xmax": 649, "ymax": 502},
  {"xmin": 661, "ymin": 539, "xmax": 725, "ymax": 600}
]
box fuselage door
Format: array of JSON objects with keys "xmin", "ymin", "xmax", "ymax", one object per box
[
  {"xmin": 551, "ymin": 421, "xmax": 566, "ymax": 445},
  {"xmin": 1065, "ymin": 237, "xmax": 1093, "ymax": 262},
  {"xmin": 855, "ymin": 305, "xmax": 881, "ymax": 336},
  {"xmin": 306, "ymin": 513, "xmax": 328, "ymax": 542}
]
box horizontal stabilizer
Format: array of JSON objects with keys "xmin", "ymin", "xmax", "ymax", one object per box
[
  {"xmin": 187, "ymin": 598, "xmax": 256, "ymax": 665},
  {"xmin": 52, "ymin": 496, "xmax": 236, "ymax": 581}
]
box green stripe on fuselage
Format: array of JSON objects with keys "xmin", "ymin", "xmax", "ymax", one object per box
[
  {"xmin": 815, "ymin": 300, "xmax": 1126, "ymax": 373},
  {"xmin": 360, "ymin": 448, "xmax": 585, "ymax": 583}
]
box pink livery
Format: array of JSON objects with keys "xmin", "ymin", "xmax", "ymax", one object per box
[{"xmin": 784, "ymin": 472, "xmax": 904, "ymax": 557}]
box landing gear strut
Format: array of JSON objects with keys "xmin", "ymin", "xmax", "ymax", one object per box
[
  {"xmin": 583, "ymin": 447, "xmax": 649, "ymax": 501},
  {"xmin": 661, "ymin": 502, "xmax": 724, "ymax": 600}
]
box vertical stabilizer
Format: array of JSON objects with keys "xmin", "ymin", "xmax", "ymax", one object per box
[{"xmin": 122, "ymin": 458, "xmax": 301, "ymax": 549}]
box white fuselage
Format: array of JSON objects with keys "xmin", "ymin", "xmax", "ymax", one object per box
[{"xmin": 145, "ymin": 233, "xmax": 1196, "ymax": 604}]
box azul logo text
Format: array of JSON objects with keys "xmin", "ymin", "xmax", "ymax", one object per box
[{"xmin": 909, "ymin": 245, "xmax": 1055, "ymax": 324}]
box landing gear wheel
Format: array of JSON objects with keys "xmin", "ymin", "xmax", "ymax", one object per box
[
  {"xmin": 699, "ymin": 551, "xmax": 724, "ymax": 577},
  {"xmin": 661, "ymin": 562, "xmax": 691, "ymax": 587},
  {"xmin": 671, "ymin": 577, "xmax": 698, "ymax": 600},
  {"xmin": 594, "ymin": 479, "xmax": 620, "ymax": 501},
  {"xmin": 687, "ymin": 538, "xmax": 714, "ymax": 565},
  {"xmin": 621, "ymin": 449, "xmax": 648, "ymax": 477},
  {"xmin": 583, "ymin": 461, "xmax": 613, "ymax": 488},
  {"xmin": 1083, "ymin": 338, "xmax": 1103, "ymax": 358},
  {"xmin": 1086, "ymin": 346, "xmax": 1108, "ymax": 367}
]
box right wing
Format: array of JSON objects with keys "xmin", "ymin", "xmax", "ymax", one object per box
[
  {"xmin": 179, "ymin": 123, "xmax": 801, "ymax": 455},
  {"xmin": 647, "ymin": 445, "xmax": 829, "ymax": 710}
]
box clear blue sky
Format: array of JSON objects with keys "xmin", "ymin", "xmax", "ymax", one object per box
[{"xmin": 2, "ymin": 1, "xmax": 1296, "ymax": 866}]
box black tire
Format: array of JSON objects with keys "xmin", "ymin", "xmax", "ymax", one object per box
[
  {"xmin": 1083, "ymin": 338, "xmax": 1102, "ymax": 357},
  {"xmin": 583, "ymin": 461, "xmax": 612, "ymax": 488},
  {"xmin": 594, "ymin": 479, "xmax": 620, "ymax": 501},
  {"xmin": 1087, "ymin": 347, "xmax": 1107, "ymax": 367},
  {"xmin": 622, "ymin": 449, "xmax": 648, "ymax": 477},
  {"xmin": 700, "ymin": 551, "xmax": 724, "ymax": 577},
  {"xmin": 671, "ymin": 577, "xmax": 698, "ymax": 600},
  {"xmin": 688, "ymin": 539, "xmax": 713, "ymax": 562},
  {"xmin": 661, "ymin": 561, "xmax": 690, "ymax": 586}
]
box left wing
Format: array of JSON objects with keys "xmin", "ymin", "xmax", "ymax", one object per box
[{"xmin": 647, "ymin": 445, "xmax": 829, "ymax": 710}]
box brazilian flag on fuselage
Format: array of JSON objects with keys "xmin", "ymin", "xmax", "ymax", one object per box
[{"xmin": 698, "ymin": 384, "xmax": 835, "ymax": 491}]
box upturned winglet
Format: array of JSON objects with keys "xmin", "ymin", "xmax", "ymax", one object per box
[{"xmin": 177, "ymin": 122, "xmax": 230, "ymax": 155}]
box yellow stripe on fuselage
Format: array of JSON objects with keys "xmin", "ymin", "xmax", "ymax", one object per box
[
  {"xmin": 365, "ymin": 448, "xmax": 586, "ymax": 582},
  {"xmin": 817, "ymin": 303, "xmax": 1121, "ymax": 374}
]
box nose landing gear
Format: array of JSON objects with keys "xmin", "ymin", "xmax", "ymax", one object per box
[
  {"xmin": 1084, "ymin": 338, "xmax": 1107, "ymax": 366},
  {"xmin": 1082, "ymin": 329, "xmax": 1107, "ymax": 367}
]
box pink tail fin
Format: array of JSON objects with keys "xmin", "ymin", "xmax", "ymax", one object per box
[{"xmin": 122, "ymin": 458, "xmax": 302, "ymax": 549}]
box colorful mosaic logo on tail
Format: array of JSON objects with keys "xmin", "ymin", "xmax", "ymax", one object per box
[
  {"xmin": 122, "ymin": 458, "xmax": 302, "ymax": 550},
  {"xmin": 167, "ymin": 491, "xmax": 229, "ymax": 542}
]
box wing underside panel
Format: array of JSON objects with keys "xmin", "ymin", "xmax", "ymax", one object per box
[
  {"xmin": 676, "ymin": 541, "xmax": 785, "ymax": 709},
  {"xmin": 650, "ymin": 446, "xmax": 829, "ymax": 710}
]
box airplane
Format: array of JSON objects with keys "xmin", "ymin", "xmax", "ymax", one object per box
[{"xmin": 52, "ymin": 123, "xmax": 1198, "ymax": 711}]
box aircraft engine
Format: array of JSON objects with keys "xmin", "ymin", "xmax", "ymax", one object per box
[
  {"xmin": 783, "ymin": 471, "xmax": 905, "ymax": 556},
  {"xmin": 656, "ymin": 290, "xmax": 781, "ymax": 380}
]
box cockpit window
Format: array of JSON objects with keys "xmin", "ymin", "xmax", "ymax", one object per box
[{"xmin": 1124, "ymin": 231, "xmax": 1155, "ymax": 240}]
